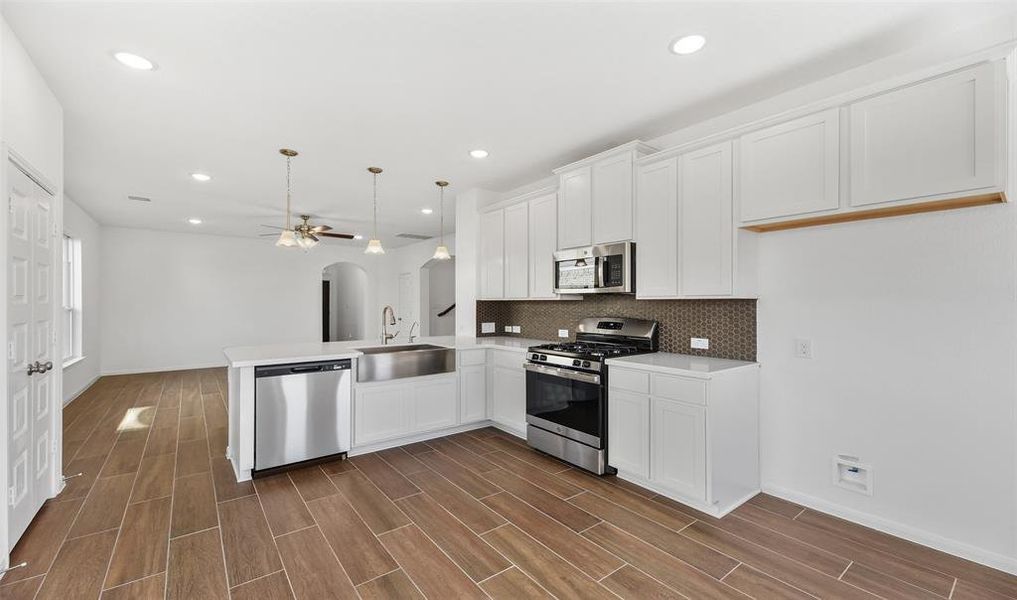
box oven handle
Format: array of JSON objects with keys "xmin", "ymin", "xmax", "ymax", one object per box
[{"xmin": 523, "ymin": 362, "xmax": 601, "ymax": 385}]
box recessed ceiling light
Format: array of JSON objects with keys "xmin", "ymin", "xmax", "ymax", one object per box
[
  {"xmin": 187, "ymin": 218, "xmax": 202, "ymax": 225},
  {"xmin": 353, "ymin": 234, "xmax": 364, "ymax": 240},
  {"xmin": 421, "ymin": 208, "xmax": 433, "ymax": 215},
  {"xmin": 670, "ymin": 34, "xmax": 706, "ymax": 55},
  {"xmin": 190, "ymin": 173, "xmax": 211, "ymax": 182},
  {"xmin": 113, "ymin": 51, "xmax": 156, "ymax": 70},
  {"xmin": 469, "ymin": 149, "xmax": 489, "ymax": 159}
]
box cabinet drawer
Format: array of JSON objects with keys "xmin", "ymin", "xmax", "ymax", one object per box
[
  {"xmin": 652, "ymin": 374, "xmax": 707, "ymax": 406},
  {"xmin": 609, "ymin": 368, "xmax": 649, "ymax": 394},
  {"xmin": 490, "ymin": 349, "xmax": 524, "ymax": 370},
  {"xmin": 459, "ymin": 349, "xmax": 487, "ymax": 367}
]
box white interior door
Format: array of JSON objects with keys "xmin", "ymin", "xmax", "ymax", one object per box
[{"xmin": 6, "ymin": 162, "xmax": 55, "ymax": 549}]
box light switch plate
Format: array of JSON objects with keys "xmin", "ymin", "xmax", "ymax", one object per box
[
  {"xmin": 558, "ymin": 329, "xmax": 569, "ymax": 338},
  {"xmin": 511, "ymin": 325, "xmax": 521, "ymax": 333},
  {"xmin": 691, "ymin": 337, "xmax": 709, "ymax": 350},
  {"xmin": 481, "ymin": 322, "xmax": 495, "ymax": 334}
]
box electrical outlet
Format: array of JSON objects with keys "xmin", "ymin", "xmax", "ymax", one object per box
[
  {"xmin": 794, "ymin": 339, "xmax": 813, "ymax": 359},
  {"xmin": 558, "ymin": 329, "xmax": 569, "ymax": 339},
  {"xmin": 481, "ymin": 322, "xmax": 495, "ymax": 334},
  {"xmin": 691, "ymin": 337, "xmax": 709, "ymax": 350},
  {"xmin": 504, "ymin": 326, "xmax": 512, "ymax": 333},
  {"xmin": 511, "ymin": 325, "xmax": 521, "ymax": 334}
]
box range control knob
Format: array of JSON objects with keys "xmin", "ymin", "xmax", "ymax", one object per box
[
  {"xmin": 531, "ymin": 353, "xmax": 540, "ymax": 360},
  {"xmin": 582, "ymin": 361, "xmax": 591, "ymax": 368},
  {"xmin": 572, "ymin": 359, "xmax": 581, "ymax": 367},
  {"xmin": 539, "ymin": 354, "xmax": 547, "ymax": 361}
]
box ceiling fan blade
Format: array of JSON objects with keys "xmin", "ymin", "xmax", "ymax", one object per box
[
  {"xmin": 319, "ymin": 232, "xmax": 356, "ymax": 240},
  {"xmin": 260, "ymin": 224, "xmax": 287, "ymax": 230},
  {"xmin": 310, "ymin": 225, "xmax": 333, "ymax": 233},
  {"xmin": 307, "ymin": 233, "xmax": 320, "ymax": 242},
  {"xmin": 259, "ymin": 233, "xmax": 280, "ymax": 237}
]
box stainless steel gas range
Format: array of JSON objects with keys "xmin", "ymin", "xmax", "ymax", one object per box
[{"xmin": 524, "ymin": 317, "xmax": 659, "ymax": 474}]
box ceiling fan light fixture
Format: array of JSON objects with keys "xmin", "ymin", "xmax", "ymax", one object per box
[
  {"xmin": 275, "ymin": 229, "xmax": 297, "ymax": 247},
  {"xmin": 364, "ymin": 238, "xmax": 385, "ymax": 254},
  {"xmin": 296, "ymin": 234, "xmax": 318, "ymax": 251}
]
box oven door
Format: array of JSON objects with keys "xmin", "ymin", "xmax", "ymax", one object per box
[{"xmin": 524, "ymin": 362, "xmax": 604, "ymax": 448}]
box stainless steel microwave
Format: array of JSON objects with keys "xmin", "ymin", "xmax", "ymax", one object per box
[{"xmin": 553, "ymin": 241, "xmax": 635, "ymax": 294}]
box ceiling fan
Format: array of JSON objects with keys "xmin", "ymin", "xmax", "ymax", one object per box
[{"xmin": 260, "ymin": 214, "xmax": 356, "ymax": 244}]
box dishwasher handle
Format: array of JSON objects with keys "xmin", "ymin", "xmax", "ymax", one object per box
[{"xmin": 255, "ymin": 359, "xmax": 352, "ymax": 378}]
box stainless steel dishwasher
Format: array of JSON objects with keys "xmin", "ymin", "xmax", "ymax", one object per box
[{"xmin": 254, "ymin": 358, "xmax": 352, "ymax": 474}]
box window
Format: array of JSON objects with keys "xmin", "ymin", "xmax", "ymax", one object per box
[{"xmin": 62, "ymin": 234, "xmax": 83, "ymax": 366}]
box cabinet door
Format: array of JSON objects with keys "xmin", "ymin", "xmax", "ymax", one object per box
[
  {"xmin": 558, "ymin": 166, "xmax": 592, "ymax": 249},
  {"xmin": 635, "ymin": 158, "xmax": 678, "ymax": 298},
  {"xmin": 459, "ymin": 365, "xmax": 487, "ymax": 424},
  {"xmin": 739, "ymin": 108, "xmax": 840, "ymax": 222},
  {"xmin": 478, "ymin": 209, "xmax": 504, "ymax": 299},
  {"xmin": 608, "ymin": 390, "xmax": 650, "ymax": 478},
  {"xmin": 680, "ymin": 141, "xmax": 733, "ymax": 296},
  {"xmin": 592, "ymin": 152, "xmax": 634, "ymax": 244},
  {"xmin": 491, "ymin": 366, "xmax": 525, "ymax": 432},
  {"xmin": 414, "ymin": 377, "xmax": 458, "ymax": 432},
  {"xmin": 849, "ymin": 62, "xmax": 1000, "ymax": 207},
  {"xmin": 528, "ymin": 192, "xmax": 558, "ymax": 299},
  {"xmin": 503, "ymin": 202, "xmax": 529, "ymax": 298},
  {"xmin": 651, "ymin": 397, "xmax": 706, "ymax": 501},
  {"xmin": 354, "ymin": 385, "xmax": 410, "ymax": 446}
]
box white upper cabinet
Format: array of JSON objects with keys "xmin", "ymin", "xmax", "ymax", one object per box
[
  {"xmin": 635, "ymin": 158, "xmax": 679, "ymax": 298},
  {"xmin": 739, "ymin": 108, "xmax": 841, "ymax": 222},
  {"xmin": 503, "ymin": 202, "xmax": 529, "ymax": 299},
  {"xmin": 557, "ymin": 166, "xmax": 592, "ymax": 249},
  {"xmin": 528, "ymin": 191, "xmax": 558, "ymax": 299},
  {"xmin": 478, "ymin": 209, "xmax": 504, "ymax": 299},
  {"xmin": 680, "ymin": 141, "xmax": 733, "ymax": 296},
  {"xmin": 592, "ymin": 152, "xmax": 635, "ymax": 244},
  {"xmin": 554, "ymin": 142, "xmax": 656, "ymax": 250},
  {"xmin": 849, "ymin": 62, "xmax": 1001, "ymax": 207}
]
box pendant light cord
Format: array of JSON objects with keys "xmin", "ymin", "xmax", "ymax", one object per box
[
  {"xmin": 285, "ymin": 156, "xmax": 292, "ymax": 230},
  {"xmin": 373, "ymin": 172, "xmax": 378, "ymax": 239},
  {"xmin": 439, "ymin": 185, "xmax": 444, "ymax": 245}
]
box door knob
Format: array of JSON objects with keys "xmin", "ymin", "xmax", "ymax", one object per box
[
  {"xmin": 27, "ymin": 362, "xmax": 41, "ymax": 375},
  {"xmin": 42, "ymin": 361, "xmax": 53, "ymax": 373}
]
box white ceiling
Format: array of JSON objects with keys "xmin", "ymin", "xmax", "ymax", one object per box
[{"xmin": 3, "ymin": 1, "xmax": 1013, "ymax": 247}]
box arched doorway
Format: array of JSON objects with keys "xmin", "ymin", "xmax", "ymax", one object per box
[
  {"xmin": 419, "ymin": 257, "xmax": 455, "ymax": 336},
  {"xmin": 322, "ymin": 262, "xmax": 368, "ymax": 341}
]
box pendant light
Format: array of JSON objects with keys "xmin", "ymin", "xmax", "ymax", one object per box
[
  {"xmin": 364, "ymin": 167, "xmax": 385, "ymax": 254},
  {"xmin": 432, "ymin": 180, "xmax": 451, "ymax": 260},
  {"xmin": 275, "ymin": 149, "xmax": 298, "ymax": 248}
]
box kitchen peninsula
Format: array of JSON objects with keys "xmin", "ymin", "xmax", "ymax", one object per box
[{"xmin": 222, "ymin": 336, "xmax": 544, "ymax": 481}]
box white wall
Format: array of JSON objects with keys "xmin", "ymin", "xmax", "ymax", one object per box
[
  {"xmin": 99, "ymin": 227, "xmax": 384, "ymax": 373},
  {"xmin": 62, "ymin": 197, "xmax": 101, "ymax": 403},
  {"xmin": 376, "ymin": 234, "xmax": 457, "ymax": 342}
]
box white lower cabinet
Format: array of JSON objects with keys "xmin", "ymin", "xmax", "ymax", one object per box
[
  {"xmin": 458, "ymin": 364, "xmax": 487, "ymax": 424},
  {"xmin": 608, "ymin": 363, "xmax": 760, "ymax": 516},
  {"xmin": 606, "ymin": 390, "xmax": 650, "ymax": 478},
  {"xmin": 353, "ymin": 373, "xmax": 457, "ymax": 447},
  {"xmin": 651, "ymin": 398, "xmax": 707, "ymax": 501},
  {"xmin": 490, "ymin": 365, "xmax": 526, "ymax": 434}
]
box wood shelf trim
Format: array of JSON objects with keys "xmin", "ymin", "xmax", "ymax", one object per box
[{"xmin": 740, "ymin": 192, "xmax": 1007, "ymax": 232}]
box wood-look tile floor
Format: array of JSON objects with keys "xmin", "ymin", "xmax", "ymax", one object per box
[{"xmin": 2, "ymin": 369, "xmax": 1015, "ymax": 599}]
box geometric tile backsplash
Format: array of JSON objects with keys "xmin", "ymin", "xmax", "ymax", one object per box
[{"xmin": 476, "ymin": 296, "xmax": 756, "ymax": 361}]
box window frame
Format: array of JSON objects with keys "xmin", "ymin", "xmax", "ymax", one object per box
[{"xmin": 61, "ymin": 234, "xmax": 83, "ymax": 367}]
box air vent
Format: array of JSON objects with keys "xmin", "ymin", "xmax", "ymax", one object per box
[
  {"xmin": 127, "ymin": 195, "xmax": 151, "ymax": 202},
  {"xmin": 396, "ymin": 233, "xmax": 432, "ymax": 240}
]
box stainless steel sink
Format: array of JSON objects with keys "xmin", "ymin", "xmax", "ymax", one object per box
[{"xmin": 355, "ymin": 344, "xmax": 456, "ymax": 382}]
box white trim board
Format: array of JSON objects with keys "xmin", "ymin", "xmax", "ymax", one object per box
[
  {"xmin": 762, "ymin": 484, "xmax": 1017, "ymax": 576},
  {"xmin": 62, "ymin": 373, "xmax": 100, "ymax": 406}
]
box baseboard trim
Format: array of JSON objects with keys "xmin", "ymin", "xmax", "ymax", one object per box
[
  {"xmin": 100, "ymin": 361, "xmax": 225, "ymax": 376},
  {"xmin": 762, "ymin": 484, "xmax": 1017, "ymax": 576},
  {"xmin": 62, "ymin": 374, "xmax": 101, "ymax": 406}
]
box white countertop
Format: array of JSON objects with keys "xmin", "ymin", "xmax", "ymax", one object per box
[
  {"xmin": 605, "ymin": 353, "xmax": 758, "ymax": 379},
  {"xmin": 223, "ymin": 335, "xmax": 552, "ymax": 368}
]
